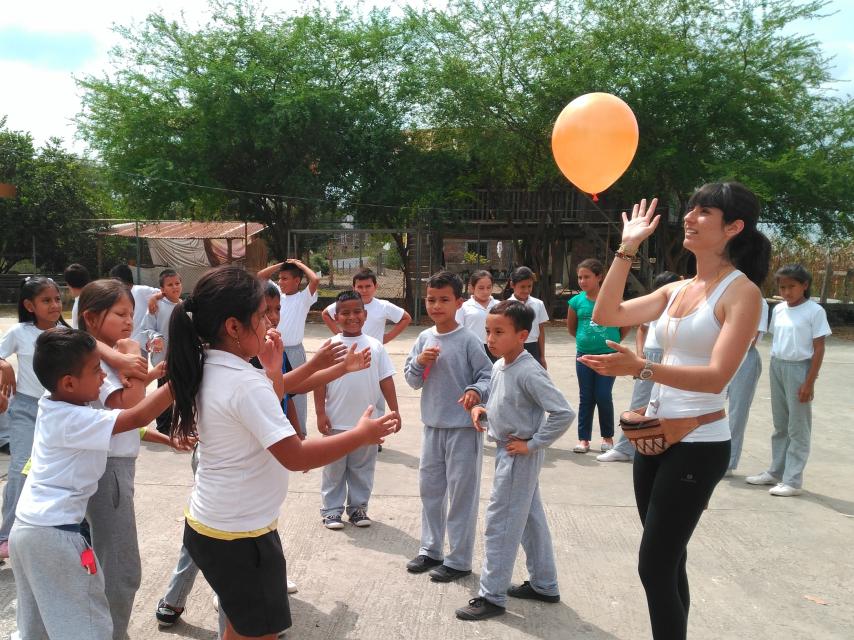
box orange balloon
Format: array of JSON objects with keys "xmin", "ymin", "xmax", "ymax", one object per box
[{"xmin": 551, "ymin": 93, "xmax": 639, "ymax": 197}]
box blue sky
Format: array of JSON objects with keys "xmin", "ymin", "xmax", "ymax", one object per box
[{"xmin": 0, "ymin": 0, "xmax": 851, "ymax": 151}]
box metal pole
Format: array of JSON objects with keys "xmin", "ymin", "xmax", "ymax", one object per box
[
  {"xmin": 414, "ymin": 225, "xmax": 422, "ymax": 324},
  {"xmin": 135, "ymin": 221, "xmax": 142, "ymax": 284}
]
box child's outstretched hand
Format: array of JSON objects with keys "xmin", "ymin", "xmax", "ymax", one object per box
[
  {"xmin": 417, "ymin": 346, "xmax": 440, "ymax": 367},
  {"xmin": 354, "ymin": 406, "xmax": 398, "ymax": 444},
  {"xmin": 148, "ymin": 336, "xmax": 165, "ymax": 354},
  {"xmin": 311, "ymin": 339, "xmax": 348, "ymax": 369},
  {"xmin": 149, "ymin": 361, "xmax": 167, "ymax": 382},
  {"xmin": 343, "ymin": 344, "xmax": 372, "ymax": 372},
  {"xmin": 506, "ymin": 436, "xmax": 530, "ymax": 456},
  {"xmin": 0, "ymin": 360, "xmax": 16, "ymax": 397},
  {"xmin": 258, "ymin": 329, "xmax": 284, "ymax": 373},
  {"xmin": 471, "ymin": 406, "xmax": 487, "ymax": 432},
  {"xmin": 458, "ymin": 390, "xmax": 481, "ymax": 411},
  {"xmin": 170, "ymin": 433, "xmax": 197, "ymax": 452}
]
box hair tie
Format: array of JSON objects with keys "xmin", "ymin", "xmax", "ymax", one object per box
[{"xmin": 183, "ymin": 295, "xmax": 195, "ymax": 313}]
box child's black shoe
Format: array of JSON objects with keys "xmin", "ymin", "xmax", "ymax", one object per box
[
  {"xmin": 155, "ymin": 599, "xmax": 183, "ymax": 626},
  {"xmin": 406, "ymin": 554, "xmax": 442, "ymax": 573},
  {"xmin": 455, "ymin": 597, "xmax": 505, "ymax": 621},
  {"xmin": 429, "ymin": 565, "xmax": 471, "ymax": 582},
  {"xmin": 507, "ymin": 580, "xmax": 560, "ymax": 603}
]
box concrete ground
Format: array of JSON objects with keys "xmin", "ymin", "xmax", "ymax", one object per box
[{"xmin": 0, "ymin": 322, "xmax": 852, "ymax": 639}]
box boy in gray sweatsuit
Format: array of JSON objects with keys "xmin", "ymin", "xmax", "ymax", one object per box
[
  {"xmin": 404, "ymin": 271, "xmax": 493, "ymax": 582},
  {"xmin": 456, "ymin": 300, "xmax": 575, "ymax": 621}
]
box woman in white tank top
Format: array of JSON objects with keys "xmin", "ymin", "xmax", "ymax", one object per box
[{"xmin": 579, "ymin": 182, "xmax": 769, "ymax": 640}]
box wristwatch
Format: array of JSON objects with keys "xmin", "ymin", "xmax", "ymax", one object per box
[{"xmin": 638, "ymin": 360, "xmax": 655, "ymax": 380}]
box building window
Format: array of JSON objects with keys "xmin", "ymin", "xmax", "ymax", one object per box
[{"xmin": 465, "ymin": 241, "xmax": 488, "ymax": 259}]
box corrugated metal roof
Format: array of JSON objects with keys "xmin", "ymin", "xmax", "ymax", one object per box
[{"xmin": 99, "ymin": 221, "xmax": 266, "ymax": 240}]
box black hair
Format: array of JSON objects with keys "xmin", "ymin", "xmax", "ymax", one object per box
[
  {"xmin": 352, "ymin": 268, "xmax": 377, "ymax": 285},
  {"xmin": 109, "ymin": 264, "xmax": 134, "ymax": 286},
  {"xmin": 17, "ymin": 277, "xmax": 68, "ymax": 326},
  {"xmin": 489, "ymin": 300, "xmax": 535, "ymax": 332},
  {"xmin": 78, "ymin": 279, "xmax": 134, "ymax": 335},
  {"xmin": 510, "ymin": 266, "xmax": 535, "ymax": 284},
  {"xmin": 775, "ymin": 264, "xmax": 812, "ymax": 299},
  {"xmin": 159, "ymin": 268, "xmax": 180, "ymax": 287},
  {"xmin": 686, "ymin": 182, "xmax": 771, "ymax": 286},
  {"xmin": 468, "ymin": 270, "xmax": 493, "ymax": 288},
  {"xmin": 33, "ymin": 327, "xmax": 96, "ymax": 392},
  {"xmin": 279, "ymin": 263, "xmax": 303, "ymax": 279},
  {"xmin": 168, "ymin": 266, "xmax": 265, "ymax": 440},
  {"xmin": 336, "ymin": 290, "xmax": 364, "ymax": 309},
  {"xmin": 426, "ymin": 270, "xmax": 463, "ymax": 298},
  {"xmin": 63, "ymin": 263, "xmax": 91, "ymax": 289},
  {"xmin": 577, "ymin": 258, "xmax": 605, "ymax": 277},
  {"xmin": 653, "ymin": 271, "xmax": 681, "ymax": 290},
  {"xmin": 264, "ymin": 282, "xmax": 280, "ymax": 298}
]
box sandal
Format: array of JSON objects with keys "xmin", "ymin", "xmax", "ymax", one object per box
[{"xmin": 573, "ymin": 441, "xmax": 590, "ymax": 454}]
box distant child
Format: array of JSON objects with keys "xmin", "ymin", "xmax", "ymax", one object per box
[
  {"xmin": 567, "ymin": 258, "xmax": 629, "ymax": 454},
  {"xmin": 404, "ymin": 271, "xmax": 492, "ymax": 582},
  {"xmin": 598, "ymin": 271, "xmax": 681, "ymax": 463},
  {"xmin": 63, "ymin": 262, "xmax": 91, "ymax": 329},
  {"xmin": 0, "ymin": 277, "xmax": 67, "ymax": 559},
  {"xmin": 315, "ymin": 291, "xmax": 399, "ymax": 529},
  {"xmin": 257, "ymin": 259, "xmax": 320, "ymax": 435},
  {"xmin": 747, "ymin": 265, "xmax": 831, "ymax": 497},
  {"xmin": 142, "ymin": 268, "xmax": 183, "ymax": 434},
  {"xmin": 321, "ymin": 267, "xmax": 412, "ymax": 344},
  {"xmin": 9, "ymin": 327, "xmax": 174, "ymax": 640},
  {"xmin": 507, "ymin": 266, "xmax": 549, "ymax": 368},
  {"xmin": 109, "ymin": 263, "xmax": 160, "ymax": 362},
  {"xmin": 455, "ymin": 270, "xmax": 498, "ymax": 362},
  {"xmin": 455, "ymin": 301, "xmax": 575, "ymax": 620}
]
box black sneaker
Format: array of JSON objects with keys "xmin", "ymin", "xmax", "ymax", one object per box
[
  {"xmin": 322, "ymin": 514, "xmax": 345, "ymax": 530},
  {"xmin": 455, "ymin": 597, "xmax": 505, "ymax": 621},
  {"xmin": 507, "ymin": 581, "xmax": 560, "ymax": 603},
  {"xmin": 406, "ymin": 554, "xmax": 443, "ymax": 573},
  {"xmin": 429, "ymin": 564, "xmax": 472, "ymax": 582},
  {"xmin": 155, "ymin": 599, "xmax": 184, "ymax": 626},
  {"xmin": 348, "ymin": 509, "xmax": 372, "ymax": 527}
]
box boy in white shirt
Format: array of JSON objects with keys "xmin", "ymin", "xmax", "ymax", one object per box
[
  {"xmin": 108, "ymin": 264, "xmax": 160, "ymax": 362},
  {"xmin": 63, "ymin": 263, "xmax": 90, "ymax": 330},
  {"xmin": 507, "ymin": 266, "xmax": 550, "ymax": 369},
  {"xmin": 9, "ymin": 327, "xmax": 173, "ymax": 640},
  {"xmin": 314, "ymin": 291, "xmax": 399, "ymax": 529},
  {"xmin": 257, "ymin": 259, "xmax": 320, "ymax": 434}
]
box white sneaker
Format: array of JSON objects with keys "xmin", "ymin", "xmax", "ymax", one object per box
[
  {"xmin": 769, "ymin": 483, "xmax": 803, "ymax": 497},
  {"xmin": 212, "ymin": 594, "xmax": 219, "ymax": 612},
  {"xmin": 287, "ymin": 579, "xmax": 298, "ymax": 594},
  {"xmin": 745, "ymin": 471, "xmax": 778, "ymax": 486},
  {"xmin": 597, "ymin": 449, "xmax": 631, "ymax": 462}
]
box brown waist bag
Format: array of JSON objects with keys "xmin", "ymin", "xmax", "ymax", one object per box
[{"xmin": 619, "ymin": 408, "xmax": 726, "ymax": 456}]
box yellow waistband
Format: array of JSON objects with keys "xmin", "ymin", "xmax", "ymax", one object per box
[{"xmin": 184, "ymin": 508, "xmax": 278, "ymax": 541}]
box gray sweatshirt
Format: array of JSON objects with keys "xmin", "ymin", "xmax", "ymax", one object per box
[
  {"xmin": 404, "ymin": 325, "xmax": 492, "ymax": 429},
  {"xmin": 485, "ymin": 350, "xmax": 575, "ymax": 451}
]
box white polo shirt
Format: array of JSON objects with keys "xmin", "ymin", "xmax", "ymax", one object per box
[
  {"xmin": 0, "ymin": 322, "xmax": 47, "ymax": 398},
  {"xmin": 91, "ymin": 363, "xmax": 139, "ymax": 459},
  {"xmin": 324, "ymin": 297, "xmax": 405, "ymax": 343},
  {"xmin": 509, "ymin": 294, "xmax": 550, "ymax": 343},
  {"xmin": 188, "ymin": 349, "xmax": 296, "ymax": 531},
  {"xmin": 271, "ymin": 283, "xmax": 318, "ymax": 347},
  {"xmin": 454, "ymin": 296, "xmax": 498, "ymax": 343},
  {"xmin": 769, "ymin": 299, "xmax": 831, "ymax": 361}
]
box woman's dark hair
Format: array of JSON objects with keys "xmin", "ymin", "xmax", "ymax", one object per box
[
  {"xmin": 577, "ymin": 258, "xmax": 605, "ymax": 277},
  {"xmin": 687, "ymin": 182, "xmax": 771, "ymax": 286},
  {"xmin": 775, "ymin": 264, "xmax": 812, "ymax": 299},
  {"xmin": 489, "ymin": 300, "xmax": 535, "ymax": 332},
  {"xmin": 653, "ymin": 271, "xmax": 681, "ymax": 290},
  {"xmin": 18, "ymin": 277, "xmax": 68, "ymax": 326},
  {"xmin": 168, "ymin": 266, "xmax": 265, "ymax": 440},
  {"xmin": 509, "ymin": 266, "xmax": 535, "ymax": 284},
  {"xmin": 78, "ymin": 279, "xmax": 134, "ymax": 335},
  {"xmin": 469, "ymin": 270, "xmax": 493, "ymax": 288},
  {"xmin": 109, "ymin": 264, "xmax": 134, "ymax": 286}
]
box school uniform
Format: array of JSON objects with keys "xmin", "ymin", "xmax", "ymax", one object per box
[
  {"xmin": 274, "ymin": 284, "xmax": 318, "ymax": 436},
  {"xmin": 766, "ymin": 300, "xmax": 831, "ymax": 488},
  {"xmin": 70, "ymin": 295, "xmax": 80, "ymax": 329},
  {"xmin": 404, "ymin": 326, "xmax": 492, "ymax": 571},
  {"xmin": 130, "ymin": 284, "xmax": 160, "ymax": 361},
  {"xmin": 86, "ymin": 363, "xmax": 141, "ymax": 640},
  {"xmin": 10, "ymin": 397, "xmax": 120, "ymax": 640},
  {"xmin": 455, "ymin": 296, "xmax": 498, "ymax": 361},
  {"xmin": 141, "ymin": 297, "xmax": 178, "ymax": 432},
  {"xmin": 319, "ymin": 334, "xmax": 395, "ymax": 518},
  {"xmin": 509, "ymin": 294, "xmax": 549, "ymax": 362},
  {"xmin": 478, "ymin": 350, "xmax": 575, "ymax": 607},
  {"xmin": 0, "ymin": 322, "xmax": 48, "ymax": 543}
]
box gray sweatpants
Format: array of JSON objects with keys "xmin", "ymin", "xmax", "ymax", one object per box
[
  {"xmin": 321, "ymin": 429, "xmax": 378, "ymax": 517},
  {"xmin": 613, "ymin": 349, "xmax": 664, "ymax": 458},
  {"xmin": 768, "ymin": 357, "xmax": 812, "ymax": 488},
  {"xmin": 478, "ymin": 444, "xmax": 558, "ymax": 607},
  {"xmin": 10, "ymin": 521, "xmax": 113, "ymax": 640},
  {"xmin": 727, "ymin": 345, "xmax": 762, "ymax": 470},
  {"xmin": 0, "ymin": 393, "xmax": 39, "ymax": 541},
  {"xmin": 87, "ymin": 457, "xmax": 141, "ymax": 640},
  {"xmin": 419, "ymin": 426, "xmax": 483, "ymax": 572},
  {"xmin": 163, "ymin": 445, "xmax": 201, "ymax": 610},
  {"xmin": 284, "ymin": 344, "xmax": 308, "ymax": 437},
  {"xmin": 0, "ymin": 409, "xmax": 9, "ymax": 446}
]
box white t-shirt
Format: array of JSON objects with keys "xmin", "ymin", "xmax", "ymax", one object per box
[
  {"xmin": 769, "ymin": 299, "xmax": 831, "ymax": 361},
  {"xmin": 0, "ymin": 322, "xmax": 47, "ymax": 398},
  {"xmin": 16, "ymin": 397, "xmax": 118, "ymax": 527},
  {"xmin": 322, "ymin": 334, "xmax": 395, "ymax": 430},
  {"xmin": 509, "ymin": 295, "xmax": 550, "ymax": 343},
  {"xmin": 272, "ymin": 284, "xmax": 318, "ymax": 346},
  {"xmin": 131, "ymin": 284, "xmax": 160, "ymax": 350},
  {"xmin": 188, "ymin": 349, "xmax": 296, "ymax": 531},
  {"xmin": 324, "ymin": 297, "xmax": 406, "ymax": 343},
  {"xmin": 455, "ymin": 297, "xmax": 498, "ymax": 343},
  {"xmin": 91, "ymin": 363, "xmax": 139, "ymax": 458},
  {"xmin": 71, "ymin": 296, "xmax": 80, "ymax": 330}
]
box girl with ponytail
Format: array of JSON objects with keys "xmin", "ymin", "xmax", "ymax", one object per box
[{"xmin": 577, "ymin": 182, "xmax": 769, "ymax": 640}]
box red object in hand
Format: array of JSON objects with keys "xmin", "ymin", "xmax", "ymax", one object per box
[
  {"xmin": 81, "ymin": 547, "xmax": 97, "ymax": 575},
  {"xmin": 423, "ymin": 365, "xmax": 431, "ymax": 380}
]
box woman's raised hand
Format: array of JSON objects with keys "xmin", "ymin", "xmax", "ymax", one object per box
[
  {"xmin": 310, "ymin": 339, "xmax": 348, "ymax": 369},
  {"xmin": 621, "ymin": 198, "xmax": 660, "ymax": 248}
]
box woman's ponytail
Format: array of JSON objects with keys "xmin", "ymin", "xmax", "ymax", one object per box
[
  {"xmin": 167, "ymin": 300, "xmax": 205, "ymax": 441},
  {"xmin": 727, "ymin": 226, "xmax": 771, "ymax": 287}
]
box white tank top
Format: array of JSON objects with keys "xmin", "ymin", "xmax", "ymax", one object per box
[{"xmin": 648, "ymin": 270, "xmax": 745, "ymax": 442}]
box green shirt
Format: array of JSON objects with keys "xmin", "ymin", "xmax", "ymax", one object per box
[{"xmin": 568, "ymin": 292, "xmax": 620, "ymax": 354}]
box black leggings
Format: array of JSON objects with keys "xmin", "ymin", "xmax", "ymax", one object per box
[{"xmin": 633, "ymin": 440, "xmax": 730, "ymax": 640}]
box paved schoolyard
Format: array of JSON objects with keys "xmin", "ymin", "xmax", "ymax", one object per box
[{"xmin": 0, "ymin": 321, "xmax": 852, "ymax": 639}]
